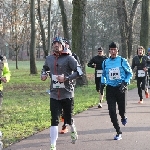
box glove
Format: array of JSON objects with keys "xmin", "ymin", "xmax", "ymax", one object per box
[{"xmin": 119, "ymin": 82, "xmax": 127, "ymax": 93}]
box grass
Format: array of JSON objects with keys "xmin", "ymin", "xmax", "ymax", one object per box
[{"xmin": 0, "ymin": 60, "xmax": 136, "ymax": 147}]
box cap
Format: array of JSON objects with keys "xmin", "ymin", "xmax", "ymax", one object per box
[
  {"xmin": 52, "ymin": 37, "xmax": 65, "ymax": 47},
  {"xmin": 63, "ymin": 38, "xmax": 69, "ymax": 45},
  {"xmin": 98, "ymin": 47, "xmax": 103, "ymax": 51},
  {"xmin": 109, "ymin": 42, "xmax": 119, "ymax": 49}
]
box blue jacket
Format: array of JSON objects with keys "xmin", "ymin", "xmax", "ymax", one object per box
[{"xmin": 101, "ymin": 56, "xmax": 133, "ymax": 87}]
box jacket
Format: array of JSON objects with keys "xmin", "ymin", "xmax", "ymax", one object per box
[
  {"xmin": 101, "ymin": 56, "xmax": 133, "ymax": 87},
  {"xmin": 42, "ymin": 53, "xmax": 82, "ymax": 100},
  {"xmin": 0, "ymin": 56, "xmax": 11, "ymax": 90}
]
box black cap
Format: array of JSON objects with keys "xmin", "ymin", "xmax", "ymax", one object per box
[
  {"xmin": 98, "ymin": 47, "xmax": 103, "ymax": 51},
  {"xmin": 109, "ymin": 42, "xmax": 119, "ymax": 49}
]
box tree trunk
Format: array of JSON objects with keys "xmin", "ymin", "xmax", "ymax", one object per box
[
  {"xmin": 30, "ymin": 0, "xmax": 37, "ymax": 74},
  {"xmin": 116, "ymin": 0, "xmax": 140, "ymax": 59},
  {"xmin": 37, "ymin": 0, "xmax": 48, "ymax": 57},
  {"xmin": 47, "ymin": 0, "xmax": 51, "ymax": 54},
  {"xmin": 116, "ymin": 0, "xmax": 129, "ymax": 59},
  {"xmin": 72, "ymin": 0, "xmax": 88, "ymax": 86},
  {"xmin": 140, "ymin": 0, "xmax": 150, "ymax": 51},
  {"xmin": 58, "ymin": 0, "xmax": 70, "ymax": 41}
]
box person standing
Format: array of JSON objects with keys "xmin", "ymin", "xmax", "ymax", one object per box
[
  {"xmin": 101, "ymin": 42, "xmax": 132, "ymax": 140},
  {"xmin": 87, "ymin": 47, "xmax": 107, "ymax": 108},
  {"xmin": 131, "ymin": 46, "xmax": 149, "ymax": 104},
  {"xmin": 41, "ymin": 37, "xmax": 83, "ymax": 150},
  {"xmin": 0, "ymin": 55, "xmax": 11, "ymax": 111}
]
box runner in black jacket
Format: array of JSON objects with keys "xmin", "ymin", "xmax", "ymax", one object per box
[{"xmin": 87, "ymin": 47, "xmax": 107, "ymax": 108}]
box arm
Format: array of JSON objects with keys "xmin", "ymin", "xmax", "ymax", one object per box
[
  {"xmin": 2, "ymin": 62, "xmax": 11, "ymax": 83},
  {"xmin": 87, "ymin": 57, "xmax": 95, "ymax": 68},
  {"xmin": 122, "ymin": 58, "xmax": 133, "ymax": 84},
  {"xmin": 41, "ymin": 59, "xmax": 49, "ymax": 81}
]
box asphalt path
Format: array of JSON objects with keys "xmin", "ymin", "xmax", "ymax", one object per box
[{"xmin": 4, "ymin": 88, "xmax": 150, "ymax": 150}]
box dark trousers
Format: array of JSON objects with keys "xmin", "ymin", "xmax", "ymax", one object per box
[
  {"xmin": 50, "ymin": 98, "xmax": 74, "ymax": 126},
  {"xmin": 137, "ymin": 77, "xmax": 146, "ymax": 100},
  {"xmin": 95, "ymin": 76, "xmax": 104, "ymax": 95},
  {"xmin": 106, "ymin": 85, "xmax": 126, "ymax": 134}
]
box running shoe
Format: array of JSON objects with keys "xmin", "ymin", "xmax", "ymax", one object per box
[
  {"xmin": 50, "ymin": 144, "xmax": 56, "ymax": 150},
  {"xmin": 59, "ymin": 126, "xmax": 68, "ymax": 134},
  {"xmin": 114, "ymin": 134, "xmax": 122, "ymax": 140},
  {"xmin": 138, "ymin": 100, "xmax": 143, "ymax": 104},
  {"xmin": 145, "ymin": 90, "xmax": 149, "ymax": 98},
  {"xmin": 71, "ymin": 131, "xmax": 78, "ymax": 144},
  {"xmin": 98, "ymin": 103, "xmax": 102, "ymax": 108},
  {"xmin": 121, "ymin": 117, "xmax": 127, "ymax": 126}
]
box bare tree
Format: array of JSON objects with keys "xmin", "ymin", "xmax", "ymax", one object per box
[
  {"xmin": 140, "ymin": 0, "xmax": 150, "ymax": 50},
  {"xmin": 72, "ymin": 0, "xmax": 88, "ymax": 86},
  {"xmin": 30, "ymin": 0, "xmax": 37, "ymax": 74},
  {"xmin": 116, "ymin": 0, "xmax": 140, "ymax": 59},
  {"xmin": 58, "ymin": 0, "xmax": 70, "ymax": 40}
]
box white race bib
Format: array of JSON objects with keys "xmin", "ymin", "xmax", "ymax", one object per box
[
  {"xmin": 109, "ymin": 67, "xmax": 121, "ymax": 80},
  {"xmin": 52, "ymin": 74, "xmax": 65, "ymax": 88},
  {"xmin": 96, "ymin": 70, "xmax": 103, "ymax": 77},
  {"xmin": 138, "ymin": 70, "xmax": 145, "ymax": 77}
]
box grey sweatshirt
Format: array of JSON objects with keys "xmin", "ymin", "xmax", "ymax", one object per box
[{"xmin": 43, "ymin": 54, "xmax": 81, "ymax": 100}]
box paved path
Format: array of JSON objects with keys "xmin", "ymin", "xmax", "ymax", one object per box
[{"xmin": 4, "ymin": 88, "xmax": 150, "ymax": 150}]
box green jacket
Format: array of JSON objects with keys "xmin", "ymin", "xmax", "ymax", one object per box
[{"xmin": 0, "ymin": 56, "xmax": 11, "ymax": 90}]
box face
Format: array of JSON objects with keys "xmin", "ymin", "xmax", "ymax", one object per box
[
  {"xmin": 148, "ymin": 51, "xmax": 150, "ymax": 55},
  {"xmin": 98, "ymin": 50, "xmax": 103, "ymax": 56},
  {"xmin": 109, "ymin": 48, "xmax": 118, "ymax": 58},
  {"xmin": 137, "ymin": 47, "xmax": 144, "ymax": 56},
  {"xmin": 65, "ymin": 43, "xmax": 69, "ymax": 49},
  {"xmin": 53, "ymin": 41, "xmax": 63, "ymax": 53}
]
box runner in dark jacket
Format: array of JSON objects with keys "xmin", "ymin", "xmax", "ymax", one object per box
[
  {"xmin": 131, "ymin": 46, "xmax": 149, "ymax": 104},
  {"xmin": 87, "ymin": 47, "xmax": 107, "ymax": 108}
]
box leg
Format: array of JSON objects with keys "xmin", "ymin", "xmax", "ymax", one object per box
[
  {"xmin": 137, "ymin": 78, "xmax": 143, "ymax": 102},
  {"xmin": 106, "ymin": 86, "xmax": 122, "ymax": 135},
  {"xmin": 141, "ymin": 77, "xmax": 149, "ymax": 98},
  {"xmin": 116, "ymin": 89, "xmax": 127, "ymax": 125},
  {"xmin": 62, "ymin": 98, "xmax": 78, "ymax": 144},
  {"xmin": 50, "ymin": 98, "xmax": 62, "ymax": 148},
  {"xmin": 0, "ymin": 91, "xmax": 3, "ymax": 111}
]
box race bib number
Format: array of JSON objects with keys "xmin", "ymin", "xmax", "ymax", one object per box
[
  {"xmin": 138, "ymin": 70, "xmax": 145, "ymax": 77},
  {"xmin": 52, "ymin": 74, "xmax": 65, "ymax": 88},
  {"xmin": 109, "ymin": 67, "xmax": 121, "ymax": 80},
  {"xmin": 96, "ymin": 70, "xmax": 103, "ymax": 77}
]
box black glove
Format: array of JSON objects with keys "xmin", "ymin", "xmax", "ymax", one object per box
[{"xmin": 119, "ymin": 82, "xmax": 127, "ymax": 93}]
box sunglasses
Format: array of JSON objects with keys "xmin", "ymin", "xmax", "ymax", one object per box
[{"xmin": 98, "ymin": 51, "xmax": 102, "ymax": 52}]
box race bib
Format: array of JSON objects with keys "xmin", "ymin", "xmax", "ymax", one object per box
[
  {"xmin": 96, "ymin": 70, "xmax": 103, "ymax": 77},
  {"xmin": 52, "ymin": 74, "xmax": 65, "ymax": 88},
  {"xmin": 109, "ymin": 67, "xmax": 121, "ymax": 80},
  {"xmin": 138, "ymin": 70, "xmax": 145, "ymax": 77}
]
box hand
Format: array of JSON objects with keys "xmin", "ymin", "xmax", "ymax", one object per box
[
  {"xmin": 119, "ymin": 82, "xmax": 127, "ymax": 93},
  {"xmin": 41, "ymin": 75, "xmax": 47, "ymax": 81},
  {"xmin": 56, "ymin": 74, "xmax": 65, "ymax": 82},
  {"xmin": 143, "ymin": 67, "xmax": 147, "ymax": 71},
  {"xmin": 0, "ymin": 77, "xmax": 7, "ymax": 83}
]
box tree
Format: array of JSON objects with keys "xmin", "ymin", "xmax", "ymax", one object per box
[
  {"xmin": 30, "ymin": 0, "xmax": 38, "ymax": 74},
  {"xmin": 116, "ymin": 0, "xmax": 140, "ymax": 59},
  {"xmin": 72, "ymin": 0, "xmax": 88, "ymax": 86},
  {"xmin": 140, "ymin": 0, "xmax": 150, "ymax": 50},
  {"xmin": 58, "ymin": 0, "xmax": 70, "ymax": 40}
]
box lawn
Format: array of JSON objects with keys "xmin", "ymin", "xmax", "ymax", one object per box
[{"xmin": 0, "ymin": 60, "xmax": 136, "ymax": 147}]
